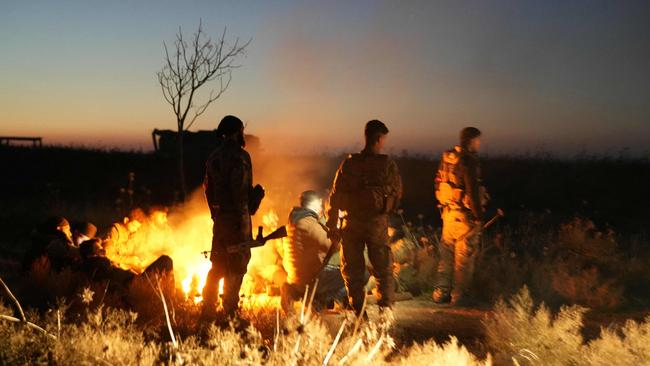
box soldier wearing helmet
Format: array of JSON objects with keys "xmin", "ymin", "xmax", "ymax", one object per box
[{"xmin": 202, "ymin": 115, "xmax": 264, "ymax": 318}]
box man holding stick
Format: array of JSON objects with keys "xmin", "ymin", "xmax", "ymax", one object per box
[{"xmin": 433, "ymin": 127, "xmax": 495, "ymax": 305}]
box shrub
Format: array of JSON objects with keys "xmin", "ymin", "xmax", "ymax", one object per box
[
  {"xmin": 484, "ymin": 287, "xmax": 650, "ymax": 366},
  {"xmin": 396, "ymin": 337, "xmax": 491, "ymax": 366},
  {"xmin": 484, "ymin": 286, "xmax": 586, "ymax": 365}
]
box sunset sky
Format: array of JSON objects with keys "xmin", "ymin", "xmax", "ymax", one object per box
[{"xmin": 1, "ymin": 0, "xmax": 649, "ymax": 155}]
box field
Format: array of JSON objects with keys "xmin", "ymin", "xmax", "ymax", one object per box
[{"xmin": 1, "ymin": 145, "xmax": 650, "ymax": 365}]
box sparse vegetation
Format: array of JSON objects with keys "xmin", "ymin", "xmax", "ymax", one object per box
[
  {"xmin": 484, "ymin": 287, "xmax": 650, "ymax": 365},
  {"xmin": 3, "ymin": 285, "xmax": 650, "ymax": 365},
  {"xmin": 1, "ymin": 145, "xmax": 649, "ymax": 365}
]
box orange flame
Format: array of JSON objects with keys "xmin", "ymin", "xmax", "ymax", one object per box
[{"xmin": 103, "ymin": 196, "xmax": 286, "ymax": 304}]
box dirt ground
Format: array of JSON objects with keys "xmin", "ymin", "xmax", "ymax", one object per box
[
  {"xmin": 320, "ymin": 296, "xmax": 650, "ymax": 359},
  {"xmin": 319, "ymin": 298, "xmax": 490, "ymax": 357}
]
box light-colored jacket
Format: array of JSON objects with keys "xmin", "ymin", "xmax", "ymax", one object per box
[{"xmin": 283, "ymin": 207, "xmax": 334, "ymax": 286}]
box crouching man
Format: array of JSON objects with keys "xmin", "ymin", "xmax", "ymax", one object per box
[{"xmin": 281, "ymin": 191, "xmax": 347, "ymax": 314}]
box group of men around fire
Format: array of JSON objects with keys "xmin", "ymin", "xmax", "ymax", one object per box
[
  {"xmin": 22, "ymin": 114, "xmax": 488, "ymax": 323},
  {"xmin": 202, "ymin": 115, "xmax": 490, "ymax": 320},
  {"xmin": 23, "ymin": 209, "xmax": 175, "ymax": 295}
]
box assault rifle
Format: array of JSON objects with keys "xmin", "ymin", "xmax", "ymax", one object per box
[
  {"xmin": 457, "ymin": 208, "xmax": 505, "ymax": 242},
  {"xmin": 201, "ymin": 226, "xmax": 288, "ymax": 258}
]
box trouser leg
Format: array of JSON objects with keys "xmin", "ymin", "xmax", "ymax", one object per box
[
  {"xmin": 281, "ymin": 282, "xmax": 302, "ymax": 315},
  {"xmin": 366, "ymin": 220, "xmax": 394, "ymax": 308},
  {"xmin": 202, "ymin": 263, "xmax": 222, "ymax": 310},
  {"xmin": 222, "ymin": 271, "xmax": 245, "ymax": 315},
  {"xmin": 434, "ymin": 242, "xmax": 454, "ymax": 293},
  {"xmin": 451, "ymin": 222, "xmax": 479, "ymax": 303},
  {"xmin": 202, "ymin": 216, "xmax": 251, "ymax": 317},
  {"xmin": 314, "ymin": 265, "xmax": 346, "ymax": 309},
  {"xmin": 144, "ymin": 255, "xmax": 174, "ymax": 275},
  {"xmin": 433, "ymin": 215, "xmax": 456, "ymax": 301},
  {"xmin": 341, "ymin": 226, "xmax": 367, "ymax": 314}
]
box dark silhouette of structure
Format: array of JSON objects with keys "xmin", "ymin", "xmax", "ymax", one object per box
[
  {"xmin": 152, "ymin": 129, "xmax": 261, "ymax": 192},
  {"xmin": 151, "ymin": 129, "xmax": 260, "ymax": 156},
  {"xmin": 0, "ymin": 136, "xmax": 42, "ymax": 147}
]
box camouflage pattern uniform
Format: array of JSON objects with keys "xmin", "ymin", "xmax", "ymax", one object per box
[
  {"xmin": 203, "ymin": 139, "xmax": 255, "ymax": 315},
  {"xmin": 327, "ymin": 150, "xmax": 402, "ymax": 313},
  {"xmin": 433, "ymin": 146, "xmax": 485, "ymax": 303}
]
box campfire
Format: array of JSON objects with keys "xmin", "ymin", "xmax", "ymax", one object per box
[{"xmin": 103, "ymin": 193, "xmax": 287, "ymax": 306}]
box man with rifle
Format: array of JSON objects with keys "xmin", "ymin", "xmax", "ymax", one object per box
[
  {"xmin": 280, "ymin": 190, "xmax": 350, "ymax": 314},
  {"xmin": 327, "ymin": 120, "xmax": 403, "ymax": 317},
  {"xmin": 433, "ymin": 127, "xmax": 492, "ymax": 306},
  {"xmin": 202, "ymin": 115, "xmax": 265, "ymax": 319}
]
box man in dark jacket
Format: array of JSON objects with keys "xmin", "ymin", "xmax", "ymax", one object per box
[
  {"xmin": 202, "ymin": 115, "xmax": 264, "ymax": 318},
  {"xmin": 433, "ymin": 127, "xmax": 487, "ymax": 305},
  {"xmin": 42, "ymin": 217, "xmax": 81, "ymax": 271},
  {"xmin": 327, "ymin": 120, "xmax": 403, "ymax": 316},
  {"xmin": 24, "ymin": 216, "xmax": 76, "ymax": 271}
]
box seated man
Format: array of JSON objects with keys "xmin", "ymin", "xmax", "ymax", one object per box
[
  {"xmin": 23, "ymin": 216, "xmax": 68, "ymax": 271},
  {"xmin": 43, "ymin": 217, "xmax": 81, "ymax": 271},
  {"xmin": 79, "ymin": 239, "xmax": 135, "ymax": 287},
  {"xmin": 79, "ymin": 240, "xmax": 173, "ymax": 289},
  {"xmin": 72, "ymin": 221, "xmax": 98, "ymax": 247},
  {"xmin": 281, "ymin": 191, "xmax": 347, "ymax": 314},
  {"xmin": 102, "ymin": 208, "xmax": 145, "ymax": 258}
]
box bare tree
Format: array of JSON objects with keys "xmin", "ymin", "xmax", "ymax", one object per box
[{"xmin": 157, "ymin": 21, "xmax": 250, "ymax": 201}]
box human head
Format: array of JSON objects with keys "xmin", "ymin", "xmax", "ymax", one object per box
[
  {"xmin": 364, "ymin": 120, "xmax": 389, "ymax": 153},
  {"xmin": 47, "ymin": 216, "xmax": 72, "ymax": 240},
  {"xmin": 149, "ymin": 207, "xmax": 169, "ymax": 227},
  {"xmin": 124, "ymin": 208, "xmax": 145, "ymax": 233},
  {"xmin": 299, "ymin": 190, "xmax": 323, "ymax": 215},
  {"xmin": 460, "ymin": 127, "xmax": 482, "ymax": 153},
  {"xmin": 217, "ymin": 115, "xmax": 245, "ymax": 147},
  {"xmin": 72, "ymin": 222, "xmax": 97, "ymax": 246}
]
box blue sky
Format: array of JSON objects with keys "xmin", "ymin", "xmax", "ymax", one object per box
[{"xmin": 1, "ymin": 0, "xmax": 649, "ymax": 155}]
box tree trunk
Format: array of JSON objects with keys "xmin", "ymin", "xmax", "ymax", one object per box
[{"xmin": 177, "ymin": 128, "xmax": 187, "ymax": 202}]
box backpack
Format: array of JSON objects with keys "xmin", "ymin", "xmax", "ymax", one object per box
[
  {"xmin": 343, "ymin": 153, "xmax": 398, "ymax": 215},
  {"xmin": 435, "ymin": 146, "xmax": 489, "ymax": 211},
  {"xmin": 435, "ymin": 146, "xmax": 465, "ymax": 209}
]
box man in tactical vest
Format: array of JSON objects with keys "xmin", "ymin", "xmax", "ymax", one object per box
[
  {"xmin": 327, "ymin": 120, "xmax": 403, "ymax": 316},
  {"xmin": 202, "ymin": 115, "xmax": 265, "ymax": 318},
  {"xmin": 433, "ymin": 127, "xmax": 487, "ymax": 305}
]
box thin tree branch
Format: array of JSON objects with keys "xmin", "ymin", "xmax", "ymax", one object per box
[
  {"xmin": 0, "ymin": 276, "xmax": 57, "ymax": 340},
  {"xmin": 0, "ymin": 277, "xmax": 25, "ymax": 321},
  {"xmin": 0, "ymin": 314, "xmax": 57, "ymax": 340}
]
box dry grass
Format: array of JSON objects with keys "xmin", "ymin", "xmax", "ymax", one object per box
[
  {"xmin": 2, "ymin": 217, "xmax": 649, "ymax": 365},
  {"xmin": 3, "ymin": 282, "xmax": 650, "ymax": 365},
  {"xmin": 0, "ymin": 280, "xmax": 491, "ymax": 366},
  {"xmin": 484, "ymin": 287, "xmax": 650, "ymax": 366}
]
